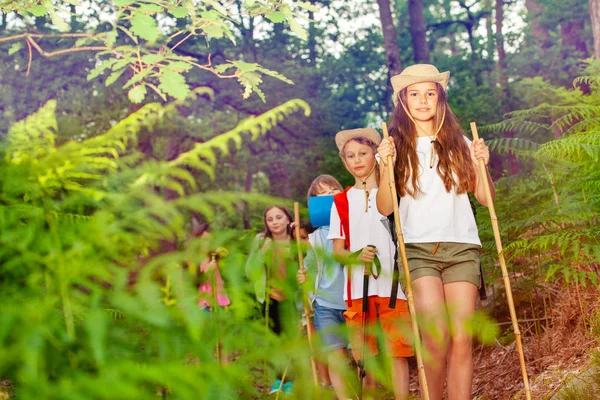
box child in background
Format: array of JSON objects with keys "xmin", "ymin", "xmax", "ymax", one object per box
[
  {"xmin": 195, "ymin": 223, "xmax": 231, "ymax": 311},
  {"xmin": 245, "ymin": 205, "xmax": 297, "ymax": 394},
  {"xmin": 329, "ymin": 129, "xmax": 413, "ymax": 400},
  {"xmin": 192, "ymin": 222, "xmax": 230, "ymax": 364},
  {"xmin": 297, "ymin": 174, "xmax": 352, "ymax": 400},
  {"xmin": 377, "ymin": 64, "xmax": 494, "ymax": 399}
]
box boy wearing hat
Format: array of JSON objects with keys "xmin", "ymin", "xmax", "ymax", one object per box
[{"xmin": 328, "ymin": 128, "xmax": 413, "ymax": 400}]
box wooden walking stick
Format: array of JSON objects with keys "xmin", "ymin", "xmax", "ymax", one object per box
[
  {"xmin": 381, "ymin": 122, "xmax": 430, "ymax": 400},
  {"xmin": 293, "ymin": 202, "xmax": 319, "ymax": 387},
  {"xmin": 470, "ymin": 122, "xmax": 532, "ymax": 400},
  {"xmin": 358, "ymin": 246, "xmax": 375, "ymax": 400}
]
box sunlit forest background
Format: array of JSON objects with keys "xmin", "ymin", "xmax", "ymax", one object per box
[{"xmin": 1, "ymin": 0, "xmax": 599, "ymax": 398}]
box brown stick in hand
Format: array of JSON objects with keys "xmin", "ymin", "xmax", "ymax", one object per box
[{"xmin": 470, "ymin": 122, "xmax": 532, "ymax": 400}]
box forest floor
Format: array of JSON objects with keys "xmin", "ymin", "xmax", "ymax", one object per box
[{"xmin": 469, "ymin": 280, "xmax": 599, "ymax": 399}]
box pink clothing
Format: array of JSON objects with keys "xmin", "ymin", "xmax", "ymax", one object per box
[{"xmin": 198, "ymin": 262, "xmax": 230, "ymax": 308}]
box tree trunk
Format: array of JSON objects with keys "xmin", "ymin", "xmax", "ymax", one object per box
[
  {"xmin": 466, "ymin": 25, "xmax": 482, "ymax": 86},
  {"xmin": 307, "ymin": 1, "xmax": 317, "ymax": 66},
  {"xmin": 591, "ymin": 0, "xmax": 600, "ymax": 59},
  {"xmin": 496, "ymin": 0, "xmax": 519, "ymax": 174},
  {"xmin": 485, "ymin": 0, "xmax": 495, "ymax": 62},
  {"xmin": 376, "ymin": 0, "xmax": 403, "ymax": 76},
  {"xmin": 407, "ymin": 0, "xmax": 430, "ymax": 63},
  {"xmin": 495, "ymin": 0, "xmax": 509, "ymax": 113},
  {"xmin": 525, "ymin": 0, "xmax": 550, "ymax": 49},
  {"xmin": 560, "ymin": 19, "xmax": 589, "ymax": 57}
]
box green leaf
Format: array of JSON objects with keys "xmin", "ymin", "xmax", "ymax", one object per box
[
  {"xmin": 122, "ymin": 69, "xmax": 153, "ymax": 89},
  {"xmin": 8, "ymin": 42, "xmax": 22, "ymax": 55},
  {"xmin": 130, "ymin": 12, "xmax": 159, "ymax": 43},
  {"xmin": 296, "ymin": 1, "xmax": 318, "ymax": 12},
  {"xmin": 104, "ymin": 30, "xmax": 118, "ymax": 47},
  {"xmin": 288, "ymin": 18, "xmax": 307, "ymax": 41},
  {"xmin": 139, "ymin": 4, "xmax": 162, "ymax": 13},
  {"xmin": 167, "ymin": 61, "xmax": 193, "ymax": 72},
  {"xmin": 201, "ymin": 10, "xmax": 220, "ymax": 21},
  {"xmin": 266, "ymin": 12, "xmax": 286, "ymax": 23},
  {"xmin": 48, "ymin": 9, "xmax": 69, "ymax": 32},
  {"xmin": 214, "ymin": 63, "xmax": 234, "ymax": 74},
  {"xmin": 75, "ymin": 37, "xmax": 93, "ymax": 47},
  {"xmin": 116, "ymin": 26, "xmax": 138, "ymax": 44},
  {"xmin": 169, "ymin": 7, "xmax": 189, "ymax": 18},
  {"xmin": 128, "ymin": 85, "xmax": 147, "ymax": 103},
  {"xmin": 114, "ymin": 0, "xmax": 137, "ymax": 5},
  {"xmin": 105, "ymin": 68, "xmax": 127, "ymax": 86},
  {"xmin": 159, "ymin": 69, "xmax": 190, "ymax": 100},
  {"xmin": 142, "ymin": 54, "xmax": 164, "ymax": 64},
  {"xmin": 29, "ymin": 5, "xmax": 47, "ymax": 17},
  {"xmin": 87, "ymin": 60, "xmax": 116, "ymax": 81}
]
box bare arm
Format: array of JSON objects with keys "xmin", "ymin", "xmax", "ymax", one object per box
[
  {"xmin": 470, "ymin": 138, "xmax": 496, "ymax": 206},
  {"xmin": 332, "ymin": 239, "xmax": 378, "ymax": 264}
]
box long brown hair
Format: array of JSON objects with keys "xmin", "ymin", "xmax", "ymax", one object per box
[
  {"xmin": 262, "ymin": 205, "xmax": 293, "ymax": 239},
  {"xmin": 389, "ymin": 83, "xmax": 475, "ymax": 197}
]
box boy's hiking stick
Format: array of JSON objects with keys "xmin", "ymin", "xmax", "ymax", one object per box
[
  {"xmin": 293, "ymin": 202, "xmax": 320, "ymax": 387},
  {"xmin": 470, "ymin": 122, "xmax": 532, "ymax": 400},
  {"xmin": 358, "ymin": 245, "xmax": 375, "ymax": 400},
  {"xmin": 381, "ymin": 122, "xmax": 430, "ymax": 400}
]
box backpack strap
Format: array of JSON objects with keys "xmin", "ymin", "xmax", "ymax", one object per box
[
  {"xmin": 333, "ymin": 188, "xmax": 354, "ymax": 306},
  {"xmin": 386, "ymin": 212, "xmax": 400, "ymax": 309}
]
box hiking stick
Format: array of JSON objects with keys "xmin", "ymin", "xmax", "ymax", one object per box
[
  {"xmin": 293, "ymin": 202, "xmax": 319, "ymax": 387},
  {"xmin": 470, "ymin": 122, "xmax": 532, "ymax": 400},
  {"xmin": 358, "ymin": 248, "xmax": 373, "ymax": 400},
  {"xmin": 381, "ymin": 122, "xmax": 430, "ymax": 400}
]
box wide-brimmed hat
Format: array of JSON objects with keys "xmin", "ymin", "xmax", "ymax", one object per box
[
  {"xmin": 390, "ymin": 64, "xmax": 450, "ymax": 106},
  {"xmin": 335, "ymin": 128, "xmax": 381, "ymax": 152}
]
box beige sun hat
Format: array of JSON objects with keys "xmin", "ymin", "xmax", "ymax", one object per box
[
  {"xmin": 335, "ymin": 128, "xmax": 381, "ymax": 152},
  {"xmin": 390, "ymin": 64, "xmax": 450, "ymax": 106}
]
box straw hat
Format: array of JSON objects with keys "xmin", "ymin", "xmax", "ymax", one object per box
[
  {"xmin": 390, "ymin": 64, "xmax": 450, "ymax": 106},
  {"xmin": 335, "ymin": 128, "xmax": 381, "ymax": 152}
]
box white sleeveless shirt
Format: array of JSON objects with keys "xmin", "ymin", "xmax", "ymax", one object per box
[{"xmin": 399, "ymin": 136, "xmax": 481, "ymax": 246}]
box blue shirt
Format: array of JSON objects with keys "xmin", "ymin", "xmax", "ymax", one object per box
[{"xmin": 307, "ymin": 226, "xmax": 346, "ymax": 310}]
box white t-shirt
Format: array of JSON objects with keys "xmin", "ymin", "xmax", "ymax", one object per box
[
  {"xmin": 328, "ymin": 188, "xmax": 407, "ymax": 301},
  {"xmin": 399, "ymin": 136, "xmax": 481, "ymax": 246}
]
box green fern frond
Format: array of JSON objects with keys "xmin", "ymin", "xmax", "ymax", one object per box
[
  {"xmin": 506, "ymin": 103, "xmax": 571, "ymax": 120},
  {"xmin": 536, "ymin": 130, "xmax": 600, "ymax": 162},
  {"xmin": 573, "ymin": 75, "xmax": 600, "ymax": 90},
  {"xmin": 134, "ymin": 99, "xmax": 311, "ymax": 191},
  {"xmin": 551, "ymin": 105, "xmax": 600, "ymax": 133},
  {"xmin": 562, "ymin": 117, "xmax": 600, "ymax": 136},
  {"xmin": 486, "ymin": 137, "xmax": 539, "ymax": 155},
  {"xmin": 6, "ymin": 100, "xmax": 58, "ymax": 165}
]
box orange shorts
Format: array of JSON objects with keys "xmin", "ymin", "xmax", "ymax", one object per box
[{"xmin": 343, "ymin": 296, "xmax": 414, "ymax": 360}]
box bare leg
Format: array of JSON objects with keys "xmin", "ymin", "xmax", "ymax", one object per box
[
  {"xmin": 391, "ymin": 357, "xmax": 409, "ymax": 400},
  {"xmin": 413, "ymin": 276, "xmax": 448, "ymax": 400},
  {"xmin": 444, "ymin": 282, "xmax": 477, "ymax": 400},
  {"xmin": 328, "ymin": 348, "xmax": 351, "ymax": 400},
  {"xmin": 361, "ymin": 367, "xmax": 377, "ymax": 400}
]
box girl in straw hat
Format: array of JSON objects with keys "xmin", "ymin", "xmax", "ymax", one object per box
[{"xmin": 377, "ymin": 64, "xmax": 495, "ymax": 400}]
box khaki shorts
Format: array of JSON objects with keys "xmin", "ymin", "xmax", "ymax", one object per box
[{"xmin": 405, "ymin": 242, "xmax": 481, "ymax": 288}]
